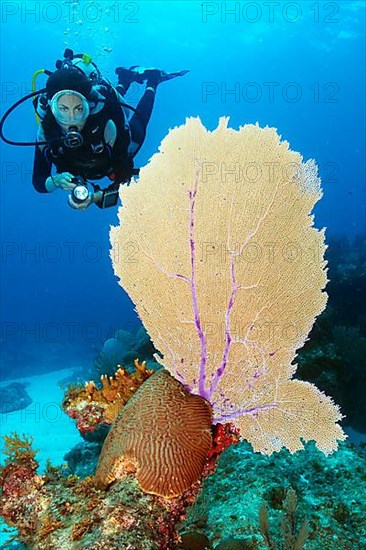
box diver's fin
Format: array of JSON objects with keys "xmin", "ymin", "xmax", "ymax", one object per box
[
  {"xmin": 129, "ymin": 66, "xmax": 190, "ymax": 84},
  {"xmin": 159, "ymin": 69, "xmax": 190, "ymax": 82},
  {"xmin": 115, "ymin": 66, "xmax": 143, "ymax": 86}
]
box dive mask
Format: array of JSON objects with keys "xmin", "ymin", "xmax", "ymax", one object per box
[{"xmin": 50, "ymin": 90, "xmax": 90, "ymax": 130}]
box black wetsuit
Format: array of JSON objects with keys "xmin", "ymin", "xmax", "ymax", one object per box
[{"xmin": 32, "ymin": 83, "xmax": 156, "ymax": 193}]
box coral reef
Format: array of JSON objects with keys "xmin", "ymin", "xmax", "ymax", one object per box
[
  {"xmin": 62, "ymin": 358, "xmax": 156, "ymax": 433},
  {"xmin": 181, "ymin": 439, "xmax": 366, "ymax": 549},
  {"xmin": 1, "ymin": 433, "xmax": 37, "ymax": 464},
  {"xmin": 178, "ymin": 530, "xmax": 212, "ymax": 549},
  {"xmin": 0, "ymin": 423, "xmax": 237, "ymax": 549},
  {"xmin": 0, "ymin": 434, "xmax": 44, "ymax": 543},
  {"xmin": 64, "ymin": 441, "xmax": 103, "ymax": 477},
  {"xmin": 215, "ymin": 540, "xmax": 253, "ymax": 550}
]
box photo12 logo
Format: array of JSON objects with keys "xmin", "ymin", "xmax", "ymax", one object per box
[
  {"xmin": 201, "ymin": 2, "xmax": 340, "ymax": 24},
  {"xmin": 201, "ymin": 81, "xmax": 340, "ymax": 104},
  {"xmin": 1, "ymin": 1, "xmax": 140, "ymax": 24}
]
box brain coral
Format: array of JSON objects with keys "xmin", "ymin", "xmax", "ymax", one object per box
[{"xmin": 94, "ymin": 369, "xmax": 212, "ymax": 497}]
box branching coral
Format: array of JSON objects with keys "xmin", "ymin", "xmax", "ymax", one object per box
[
  {"xmin": 0, "ymin": 433, "xmax": 40, "ymax": 503},
  {"xmin": 0, "ymin": 433, "xmax": 44, "ymax": 540},
  {"xmin": 63, "ymin": 358, "xmax": 155, "ymax": 432},
  {"xmin": 2, "ymin": 432, "xmax": 37, "ymax": 464}
]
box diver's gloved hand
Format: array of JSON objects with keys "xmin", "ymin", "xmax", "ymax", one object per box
[{"xmin": 51, "ymin": 172, "xmax": 76, "ymax": 191}]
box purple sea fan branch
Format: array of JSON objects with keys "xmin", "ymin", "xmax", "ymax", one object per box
[
  {"xmin": 207, "ymin": 253, "xmax": 238, "ymax": 400},
  {"xmin": 188, "ymin": 166, "xmax": 210, "ymax": 399},
  {"xmin": 214, "ymin": 402, "xmax": 277, "ymax": 424},
  {"xmin": 138, "ymin": 234, "xmax": 190, "ymax": 284}
]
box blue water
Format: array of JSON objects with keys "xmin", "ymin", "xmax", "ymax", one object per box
[{"xmin": 0, "ymin": 0, "xmax": 365, "ymax": 376}]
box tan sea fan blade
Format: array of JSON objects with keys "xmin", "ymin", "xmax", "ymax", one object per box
[{"xmin": 110, "ymin": 117, "xmax": 346, "ymax": 455}]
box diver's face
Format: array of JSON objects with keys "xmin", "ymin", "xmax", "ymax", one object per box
[{"xmin": 56, "ymin": 93, "xmax": 87, "ymax": 129}]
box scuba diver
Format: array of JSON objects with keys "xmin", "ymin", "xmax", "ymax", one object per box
[{"xmin": 0, "ymin": 50, "xmax": 189, "ymax": 209}]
